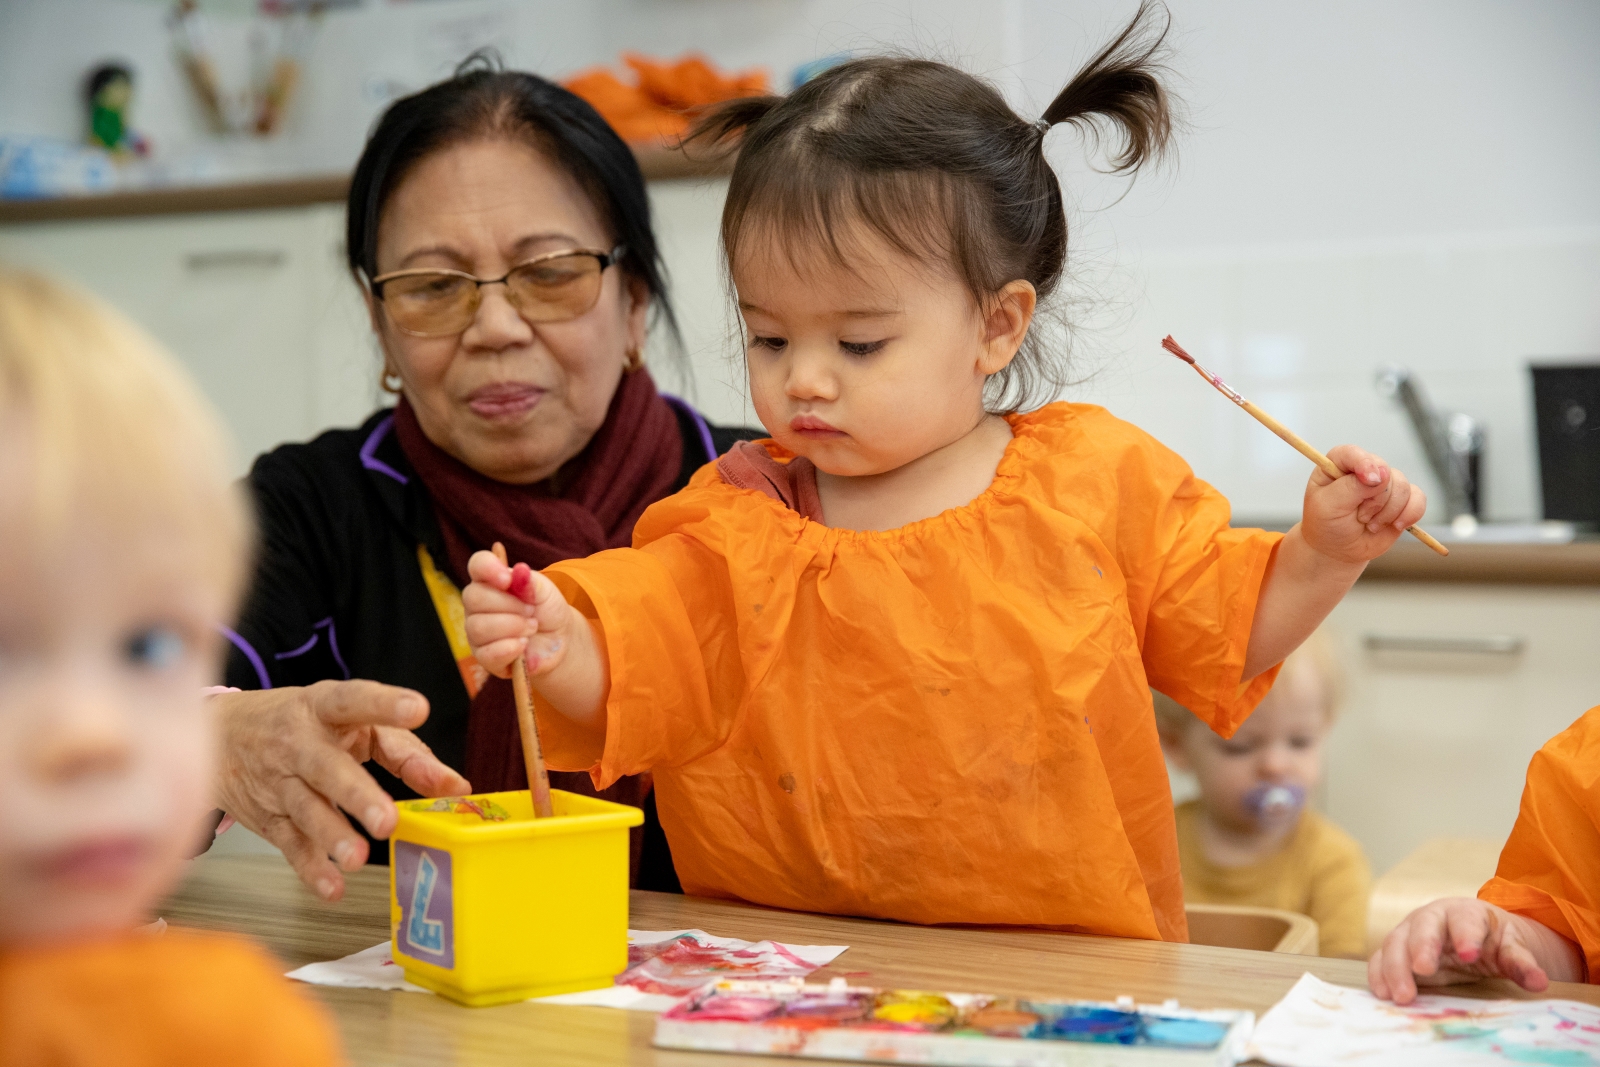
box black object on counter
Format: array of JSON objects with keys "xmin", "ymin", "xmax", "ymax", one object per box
[{"xmin": 1532, "ymin": 363, "xmax": 1600, "ymax": 523}]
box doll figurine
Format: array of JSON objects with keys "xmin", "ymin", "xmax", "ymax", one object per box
[{"xmin": 85, "ymin": 63, "xmax": 149, "ymax": 157}]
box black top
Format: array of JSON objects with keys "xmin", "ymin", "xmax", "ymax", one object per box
[{"xmin": 225, "ymin": 397, "xmax": 759, "ymax": 884}]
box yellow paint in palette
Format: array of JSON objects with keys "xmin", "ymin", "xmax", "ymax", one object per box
[{"xmin": 388, "ymin": 788, "xmax": 643, "ymax": 1007}]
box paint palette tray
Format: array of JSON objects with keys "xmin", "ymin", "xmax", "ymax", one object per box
[{"xmin": 654, "ymin": 978, "xmax": 1254, "ymax": 1066}]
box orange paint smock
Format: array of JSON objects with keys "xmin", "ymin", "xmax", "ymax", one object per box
[
  {"xmin": 0, "ymin": 928, "xmax": 343, "ymax": 1065},
  {"xmin": 1479, "ymin": 703, "xmax": 1600, "ymax": 980},
  {"xmin": 537, "ymin": 403, "xmax": 1284, "ymax": 941}
]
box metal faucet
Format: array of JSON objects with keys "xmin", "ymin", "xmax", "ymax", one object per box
[{"xmin": 1375, "ymin": 367, "xmax": 1484, "ymax": 521}]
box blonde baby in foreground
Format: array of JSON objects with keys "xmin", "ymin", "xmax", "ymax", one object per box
[
  {"xmin": 0, "ymin": 271, "xmax": 341, "ymax": 1064},
  {"xmin": 462, "ymin": 5, "xmax": 1426, "ymax": 939}
]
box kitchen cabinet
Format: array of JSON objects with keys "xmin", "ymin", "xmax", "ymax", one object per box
[
  {"xmin": 0, "ymin": 203, "xmax": 377, "ymax": 474},
  {"xmin": 1322, "ymin": 581, "xmax": 1600, "ymax": 874}
]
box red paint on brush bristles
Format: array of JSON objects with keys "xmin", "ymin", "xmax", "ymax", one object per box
[{"xmin": 1161, "ymin": 335, "xmax": 1196, "ymax": 364}]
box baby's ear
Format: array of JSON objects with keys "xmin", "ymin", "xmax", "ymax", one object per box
[{"xmin": 977, "ymin": 280, "xmax": 1036, "ymax": 375}]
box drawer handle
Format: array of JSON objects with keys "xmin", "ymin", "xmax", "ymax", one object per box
[
  {"xmin": 1363, "ymin": 634, "xmax": 1525, "ymax": 655},
  {"xmin": 185, "ymin": 250, "xmax": 286, "ymax": 271}
]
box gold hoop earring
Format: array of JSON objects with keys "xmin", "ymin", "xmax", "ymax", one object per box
[
  {"xmin": 624, "ymin": 347, "xmax": 644, "ymax": 373},
  {"xmin": 381, "ymin": 369, "xmax": 404, "ymax": 395}
]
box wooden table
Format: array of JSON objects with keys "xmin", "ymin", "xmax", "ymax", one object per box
[{"xmin": 162, "ymin": 854, "xmax": 1600, "ymax": 1067}]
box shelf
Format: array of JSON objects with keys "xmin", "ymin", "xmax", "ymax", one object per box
[
  {"xmin": 0, "ymin": 142, "xmax": 732, "ymax": 224},
  {"xmin": 1360, "ymin": 539, "xmax": 1600, "ymax": 584}
]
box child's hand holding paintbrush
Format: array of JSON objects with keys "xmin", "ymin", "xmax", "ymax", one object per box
[
  {"xmin": 1161, "ymin": 336, "xmax": 1438, "ymax": 680},
  {"xmin": 463, "ymin": 547, "xmax": 612, "ymax": 793}
]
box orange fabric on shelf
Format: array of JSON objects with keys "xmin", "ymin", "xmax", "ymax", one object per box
[
  {"xmin": 1479, "ymin": 704, "xmax": 1600, "ymax": 981},
  {"xmin": 624, "ymin": 53, "xmax": 769, "ymax": 111},
  {"xmin": 563, "ymin": 53, "xmax": 768, "ymax": 146},
  {"xmin": 562, "ymin": 69, "xmax": 689, "ymax": 144},
  {"xmin": 538, "ymin": 403, "xmax": 1282, "ymax": 942},
  {"xmin": 0, "ymin": 927, "xmax": 343, "ymax": 1066}
]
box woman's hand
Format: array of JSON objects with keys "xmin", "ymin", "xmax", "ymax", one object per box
[
  {"xmin": 212, "ymin": 681, "xmax": 471, "ymax": 901},
  {"xmin": 463, "ymin": 550, "xmax": 609, "ymax": 730},
  {"xmin": 1369, "ymin": 897, "xmax": 1586, "ymax": 1004},
  {"xmin": 1301, "ymin": 444, "xmax": 1427, "ymax": 565}
]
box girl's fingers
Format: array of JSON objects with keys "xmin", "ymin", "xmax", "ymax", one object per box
[
  {"xmin": 474, "ymin": 636, "xmax": 528, "ymax": 679},
  {"xmin": 1379, "ymin": 923, "xmax": 1423, "ymax": 1004},
  {"xmin": 463, "ymin": 580, "xmax": 535, "ymax": 617},
  {"xmin": 524, "ymin": 630, "xmax": 569, "ymax": 676},
  {"xmin": 1440, "ymin": 901, "xmax": 1491, "ymax": 967},
  {"xmin": 1325, "ymin": 444, "xmax": 1390, "ymax": 489},
  {"xmin": 1367, "ymin": 469, "xmax": 1412, "ymax": 530},
  {"xmin": 1407, "ymin": 908, "xmax": 1449, "ymax": 977},
  {"xmin": 1395, "ymin": 480, "xmax": 1428, "ymax": 531},
  {"xmin": 464, "ymin": 610, "xmax": 534, "ymax": 648},
  {"xmin": 466, "ymin": 549, "xmax": 513, "ymax": 587},
  {"xmin": 1503, "ymin": 938, "xmax": 1552, "ymax": 992}
]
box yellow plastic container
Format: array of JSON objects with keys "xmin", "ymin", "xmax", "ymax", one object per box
[{"xmin": 388, "ymin": 788, "xmax": 643, "ymax": 1007}]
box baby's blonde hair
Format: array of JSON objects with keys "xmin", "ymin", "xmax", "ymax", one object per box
[
  {"xmin": 1154, "ymin": 629, "xmax": 1345, "ymax": 739},
  {"xmin": 0, "ymin": 269, "xmax": 250, "ymax": 599}
]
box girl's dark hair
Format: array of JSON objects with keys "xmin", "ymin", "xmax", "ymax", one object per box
[
  {"xmin": 347, "ymin": 51, "xmax": 679, "ymax": 348},
  {"xmin": 691, "ymin": 2, "xmax": 1172, "ymax": 411}
]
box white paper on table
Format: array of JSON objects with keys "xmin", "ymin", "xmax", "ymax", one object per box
[
  {"xmin": 1250, "ymin": 972, "xmax": 1600, "ymax": 1066},
  {"xmin": 285, "ymin": 928, "xmax": 848, "ymax": 1012}
]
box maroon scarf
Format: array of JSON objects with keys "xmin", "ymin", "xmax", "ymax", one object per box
[{"xmin": 393, "ymin": 370, "xmax": 682, "ymax": 851}]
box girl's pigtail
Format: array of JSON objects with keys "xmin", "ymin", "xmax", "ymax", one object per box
[
  {"xmin": 1040, "ymin": 0, "xmax": 1173, "ymax": 173},
  {"xmin": 684, "ymin": 94, "xmax": 786, "ymax": 153}
]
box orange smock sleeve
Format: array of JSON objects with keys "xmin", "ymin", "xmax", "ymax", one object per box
[
  {"xmin": 1094, "ymin": 419, "xmax": 1281, "ymax": 736},
  {"xmin": 1479, "ymin": 704, "xmax": 1600, "ymax": 980},
  {"xmin": 540, "ymin": 480, "xmax": 785, "ymax": 788}
]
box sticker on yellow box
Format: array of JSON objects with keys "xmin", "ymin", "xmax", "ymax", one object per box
[{"xmin": 395, "ymin": 842, "xmax": 454, "ymax": 969}]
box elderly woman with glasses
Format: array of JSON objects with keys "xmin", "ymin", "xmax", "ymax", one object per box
[{"xmin": 205, "ymin": 60, "xmax": 754, "ymax": 901}]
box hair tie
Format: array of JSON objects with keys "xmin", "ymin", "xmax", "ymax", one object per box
[{"xmin": 1034, "ymin": 118, "xmax": 1052, "ymax": 136}]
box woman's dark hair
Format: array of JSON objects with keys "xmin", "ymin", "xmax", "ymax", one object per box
[
  {"xmin": 347, "ymin": 52, "xmax": 679, "ymax": 348},
  {"xmin": 690, "ymin": 3, "xmax": 1172, "ymax": 411}
]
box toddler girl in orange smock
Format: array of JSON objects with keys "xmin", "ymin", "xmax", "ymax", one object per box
[
  {"xmin": 463, "ymin": 9, "xmax": 1427, "ymax": 943},
  {"xmin": 0, "ymin": 272, "xmax": 341, "ymax": 1065}
]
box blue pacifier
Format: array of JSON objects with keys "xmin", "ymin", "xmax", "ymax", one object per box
[{"xmin": 1243, "ymin": 782, "xmax": 1306, "ymax": 822}]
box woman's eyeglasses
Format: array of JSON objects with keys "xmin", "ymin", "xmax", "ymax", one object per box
[{"xmin": 369, "ymin": 245, "xmax": 626, "ymax": 338}]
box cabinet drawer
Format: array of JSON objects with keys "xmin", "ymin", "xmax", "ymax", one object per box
[{"xmin": 1322, "ymin": 582, "xmax": 1600, "ymax": 873}]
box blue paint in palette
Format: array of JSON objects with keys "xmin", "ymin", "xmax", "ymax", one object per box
[
  {"xmin": 656, "ymin": 979, "xmax": 1250, "ymax": 1063},
  {"xmin": 1024, "ymin": 1003, "xmax": 1231, "ymax": 1048}
]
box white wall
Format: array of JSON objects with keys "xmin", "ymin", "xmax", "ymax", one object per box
[
  {"xmin": 2, "ymin": 0, "xmax": 1597, "ymax": 518},
  {"xmin": 646, "ymin": 0, "xmax": 1600, "ymax": 524}
]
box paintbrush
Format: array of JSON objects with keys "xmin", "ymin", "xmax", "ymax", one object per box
[
  {"xmin": 1161, "ymin": 336, "xmax": 1449, "ymax": 557},
  {"xmin": 493, "ymin": 541, "xmax": 556, "ymax": 818}
]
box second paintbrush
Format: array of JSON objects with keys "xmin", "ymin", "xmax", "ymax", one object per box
[{"xmin": 1161, "ymin": 336, "xmax": 1448, "ymax": 558}]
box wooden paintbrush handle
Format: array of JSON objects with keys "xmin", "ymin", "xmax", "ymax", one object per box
[
  {"xmin": 1241, "ymin": 401, "xmax": 1449, "ymax": 558},
  {"xmin": 493, "ymin": 542, "xmax": 556, "ymax": 818}
]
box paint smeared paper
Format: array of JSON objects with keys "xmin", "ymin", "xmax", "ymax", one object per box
[
  {"xmin": 1249, "ymin": 973, "xmax": 1600, "ymax": 1066},
  {"xmin": 621, "ymin": 929, "xmax": 838, "ymax": 997},
  {"xmin": 285, "ymin": 929, "xmax": 847, "ymax": 1011}
]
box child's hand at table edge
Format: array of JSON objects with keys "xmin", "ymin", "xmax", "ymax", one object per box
[
  {"xmin": 1368, "ymin": 897, "xmax": 1585, "ymax": 1004},
  {"xmin": 1301, "ymin": 445, "xmax": 1427, "ymax": 564}
]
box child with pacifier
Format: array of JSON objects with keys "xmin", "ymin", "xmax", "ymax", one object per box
[
  {"xmin": 0, "ymin": 271, "xmax": 341, "ymax": 1064},
  {"xmin": 1156, "ymin": 634, "xmax": 1370, "ymax": 957},
  {"xmin": 463, "ymin": 6, "xmax": 1425, "ymax": 940}
]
